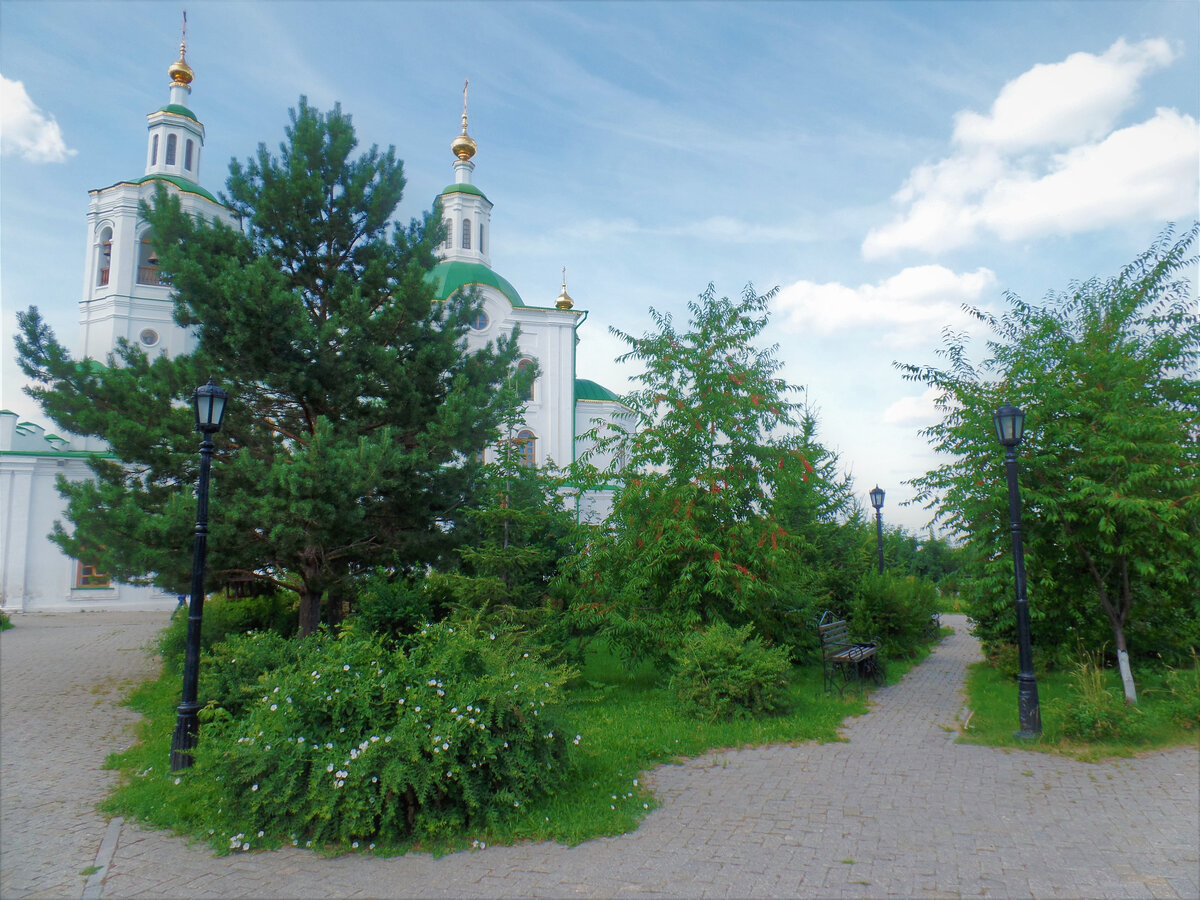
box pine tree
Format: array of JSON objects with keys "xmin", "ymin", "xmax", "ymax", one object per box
[{"xmin": 16, "ymin": 99, "xmax": 521, "ymax": 636}]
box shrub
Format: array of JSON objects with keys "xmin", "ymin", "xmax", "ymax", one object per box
[
  {"xmin": 350, "ymin": 569, "xmax": 432, "ymax": 645},
  {"xmin": 848, "ymin": 572, "xmax": 938, "ymax": 659},
  {"xmin": 160, "ymin": 591, "xmax": 298, "ymax": 670},
  {"xmin": 1160, "ymin": 655, "xmax": 1200, "ymax": 731},
  {"xmin": 0, "ymin": 611, "xmax": 12, "ymax": 631},
  {"xmin": 669, "ymin": 621, "xmax": 791, "ymax": 720},
  {"xmin": 200, "ymin": 630, "xmax": 300, "ymax": 718},
  {"xmin": 192, "ymin": 622, "xmax": 575, "ymax": 848},
  {"xmin": 1057, "ymin": 647, "xmax": 1145, "ymax": 741}
]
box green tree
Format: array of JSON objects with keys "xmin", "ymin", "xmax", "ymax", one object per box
[
  {"xmin": 16, "ymin": 98, "xmax": 520, "ymax": 636},
  {"xmin": 564, "ymin": 284, "xmax": 848, "ymax": 661},
  {"xmin": 899, "ymin": 225, "xmax": 1200, "ymax": 702}
]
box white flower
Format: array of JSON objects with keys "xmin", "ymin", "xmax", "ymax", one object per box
[
  {"xmin": 442, "ymin": 742, "xmax": 449, "ymax": 750},
  {"xmin": 270, "ymin": 704, "xmax": 278, "ymax": 711},
  {"xmin": 252, "ymin": 784, "xmax": 259, "ymax": 791},
  {"xmin": 242, "ymin": 842, "xmax": 250, "ymax": 851},
  {"xmin": 344, "ymin": 665, "xmax": 351, "ymax": 671},
  {"xmin": 352, "ymin": 841, "xmax": 359, "ymax": 849},
  {"xmin": 258, "ymin": 830, "xmax": 265, "ymax": 838},
  {"xmin": 174, "ymin": 777, "xmax": 181, "ymax": 785}
]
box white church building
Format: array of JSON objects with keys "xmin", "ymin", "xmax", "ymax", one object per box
[{"xmin": 0, "ymin": 40, "xmax": 627, "ymax": 613}]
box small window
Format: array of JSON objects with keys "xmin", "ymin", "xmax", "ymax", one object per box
[
  {"xmin": 165, "ymin": 134, "xmax": 177, "ymax": 166},
  {"xmin": 462, "ymin": 217, "xmax": 471, "ymax": 249},
  {"xmin": 442, "ymin": 219, "xmax": 453, "ymax": 250},
  {"xmin": 151, "ymin": 135, "xmax": 159, "ymax": 165},
  {"xmin": 516, "ymin": 358, "xmax": 534, "ymax": 401},
  {"xmin": 184, "ymin": 139, "xmax": 194, "ymax": 170},
  {"xmin": 479, "ymin": 223, "xmax": 485, "ymax": 254},
  {"xmin": 136, "ymin": 233, "xmax": 163, "ymax": 285},
  {"xmin": 75, "ymin": 562, "xmax": 111, "ymax": 589},
  {"xmin": 515, "ymin": 430, "xmax": 536, "ymax": 468},
  {"xmin": 97, "ymin": 226, "xmax": 113, "ymax": 286},
  {"xmin": 470, "ymin": 310, "xmax": 489, "ymax": 331}
]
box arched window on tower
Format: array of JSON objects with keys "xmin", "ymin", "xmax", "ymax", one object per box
[
  {"xmin": 462, "ymin": 218, "xmax": 472, "ymax": 250},
  {"xmin": 184, "ymin": 139, "xmax": 194, "ymax": 170},
  {"xmin": 514, "ymin": 430, "xmax": 536, "ymax": 468},
  {"xmin": 136, "ymin": 231, "xmax": 164, "ymax": 285},
  {"xmin": 516, "ymin": 358, "xmax": 535, "ymax": 402},
  {"xmin": 151, "ymin": 135, "xmax": 159, "ymax": 165},
  {"xmin": 97, "ymin": 226, "xmax": 113, "ymax": 286},
  {"xmin": 479, "ymin": 223, "xmax": 486, "ymax": 254},
  {"xmin": 165, "ymin": 134, "xmax": 177, "ymax": 166},
  {"xmin": 442, "ymin": 219, "xmax": 453, "ymax": 250}
]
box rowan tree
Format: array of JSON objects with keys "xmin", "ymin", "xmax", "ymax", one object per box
[{"xmin": 899, "ymin": 225, "xmax": 1200, "ymax": 702}]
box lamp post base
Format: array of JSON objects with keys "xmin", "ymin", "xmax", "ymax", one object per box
[
  {"xmin": 170, "ymin": 701, "xmax": 201, "ymax": 771},
  {"xmin": 1015, "ymin": 673, "xmax": 1042, "ymax": 739}
]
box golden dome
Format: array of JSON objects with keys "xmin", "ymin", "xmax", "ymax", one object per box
[
  {"xmin": 452, "ymin": 78, "xmax": 477, "ymax": 160},
  {"xmin": 555, "ymin": 268, "xmax": 574, "ymax": 310},
  {"xmin": 169, "ymin": 55, "xmax": 194, "ymax": 86},
  {"xmin": 451, "ymin": 131, "xmax": 477, "ymax": 161}
]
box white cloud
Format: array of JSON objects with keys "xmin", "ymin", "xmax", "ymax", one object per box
[
  {"xmin": 862, "ymin": 39, "xmax": 1195, "ymax": 259},
  {"xmin": 773, "ymin": 265, "xmax": 995, "ymax": 348},
  {"xmin": 953, "ymin": 38, "xmax": 1174, "ymax": 151},
  {"xmin": 0, "ymin": 75, "xmax": 76, "ymax": 163},
  {"xmin": 882, "ymin": 386, "xmax": 943, "ymax": 426}
]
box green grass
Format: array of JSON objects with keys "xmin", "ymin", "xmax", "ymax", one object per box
[
  {"xmin": 103, "ymin": 633, "xmax": 911, "ymax": 855},
  {"xmin": 958, "ymin": 657, "xmax": 1199, "ymax": 761}
]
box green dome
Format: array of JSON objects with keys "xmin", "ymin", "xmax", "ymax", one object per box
[
  {"xmin": 426, "ymin": 260, "xmax": 524, "ymax": 308},
  {"xmin": 440, "ymin": 183, "xmax": 489, "ymax": 201},
  {"xmin": 155, "ymin": 103, "xmax": 199, "ymax": 121},
  {"xmin": 575, "ymin": 378, "xmax": 622, "ymax": 402},
  {"xmin": 123, "ymin": 174, "xmax": 221, "ymax": 205}
]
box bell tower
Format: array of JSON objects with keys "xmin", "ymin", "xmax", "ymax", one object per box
[{"xmin": 78, "ymin": 14, "xmax": 231, "ymax": 363}]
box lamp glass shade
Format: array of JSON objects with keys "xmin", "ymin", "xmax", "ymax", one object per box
[
  {"xmin": 993, "ymin": 404, "xmax": 1025, "ymax": 447},
  {"xmin": 193, "ymin": 380, "xmax": 228, "ymax": 432},
  {"xmin": 869, "ymin": 485, "xmax": 885, "ymax": 510}
]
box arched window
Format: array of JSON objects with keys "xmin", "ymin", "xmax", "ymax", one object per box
[
  {"xmin": 151, "ymin": 135, "xmax": 159, "ymax": 165},
  {"xmin": 479, "ymin": 223, "xmax": 485, "ymax": 254},
  {"xmin": 136, "ymin": 231, "xmax": 163, "ymax": 285},
  {"xmin": 184, "ymin": 139, "xmax": 194, "ymax": 170},
  {"xmin": 97, "ymin": 226, "xmax": 113, "ymax": 286},
  {"xmin": 516, "ymin": 358, "xmax": 534, "ymax": 401},
  {"xmin": 515, "ymin": 430, "xmax": 536, "ymax": 468},
  {"xmin": 462, "ymin": 218, "xmax": 471, "ymax": 249},
  {"xmin": 442, "ymin": 219, "xmax": 453, "ymax": 250},
  {"xmin": 165, "ymin": 134, "xmax": 177, "ymax": 166}
]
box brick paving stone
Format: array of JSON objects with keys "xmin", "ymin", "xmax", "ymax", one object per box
[{"xmin": 2, "ymin": 612, "xmax": 1198, "ymax": 899}]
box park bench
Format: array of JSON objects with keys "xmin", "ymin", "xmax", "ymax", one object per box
[{"xmin": 816, "ymin": 610, "xmax": 884, "ymax": 696}]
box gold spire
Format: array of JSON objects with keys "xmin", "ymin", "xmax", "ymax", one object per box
[
  {"xmin": 451, "ymin": 78, "xmax": 477, "ymax": 161},
  {"xmin": 168, "ymin": 10, "xmax": 194, "ymax": 86},
  {"xmin": 555, "ymin": 267, "xmax": 574, "ymax": 310}
]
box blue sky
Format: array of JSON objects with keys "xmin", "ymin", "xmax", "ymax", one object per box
[{"xmin": 2, "ymin": 0, "xmax": 1197, "ymax": 532}]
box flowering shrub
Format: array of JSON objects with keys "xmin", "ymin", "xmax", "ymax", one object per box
[
  {"xmin": 192, "ymin": 623, "xmax": 574, "ymax": 847},
  {"xmin": 669, "ymin": 621, "xmax": 791, "ymax": 720}
]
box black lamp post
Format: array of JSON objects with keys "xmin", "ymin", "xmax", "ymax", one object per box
[
  {"xmin": 993, "ymin": 402, "xmax": 1042, "ymax": 739},
  {"xmin": 869, "ymin": 485, "xmax": 885, "ymax": 574},
  {"xmin": 170, "ymin": 379, "xmax": 228, "ymax": 771}
]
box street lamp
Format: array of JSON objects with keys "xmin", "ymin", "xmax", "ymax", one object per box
[
  {"xmin": 170, "ymin": 379, "xmax": 228, "ymax": 771},
  {"xmin": 993, "ymin": 402, "xmax": 1042, "ymax": 738},
  {"xmin": 869, "ymin": 485, "xmax": 885, "ymax": 575}
]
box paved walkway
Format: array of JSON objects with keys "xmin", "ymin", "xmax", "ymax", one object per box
[{"xmin": 1, "ymin": 612, "xmax": 1196, "ymax": 899}]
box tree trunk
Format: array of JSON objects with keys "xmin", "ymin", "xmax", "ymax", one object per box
[{"xmin": 298, "ymin": 586, "xmax": 322, "ymax": 637}]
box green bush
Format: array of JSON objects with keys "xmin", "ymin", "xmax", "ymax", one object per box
[
  {"xmin": 192, "ymin": 622, "xmax": 575, "ymax": 848},
  {"xmin": 350, "ymin": 569, "xmax": 432, "ymax": 645},
  {"xmin": 1056, "ymin": 648, "xmax": 1145, "ymax": 741},
  {"xmin": 200, "ymin": 630, "xmax": 300, "ymax": 719},
  {"xmin": 1160, "ymin": 656, "xmax": 1200, "ymax": 731},
  {"xmin": 160, "ymin": 591, "xmax": 298, "ymax": 671},
  {"xmin": 669, "ymin": 621, "xmax": 791, "ymax": 720},
  {"xmin": 848, "ymin": 572, "xmax": 939, "ymax": 659},
  {"xmin": 0, "ymin": 611, "xmax": 12, "ymax": 631}
]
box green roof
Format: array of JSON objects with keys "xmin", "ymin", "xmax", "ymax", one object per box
[
  {"xmin": 127, "ymin": 174, "xmax": 221, "ymax": 205},
  {"xmin": 154, "ymin": 103, "xmax": 199, "ymax": 121},
  {"xmin": 440, "ymin": 183, "xmax": 489, "ymax": 200},
  {"xmin": 425, "ymin": 260, "xmax": 525, "ymax": 308},
  {"xmin": 575, "ymin": 378, "xmax": 622, "ymax": 402}
]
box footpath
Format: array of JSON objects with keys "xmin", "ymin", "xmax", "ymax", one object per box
[{"xmin": 1, "ymin": 611, "xmax": 1196, "ymax": 899}]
